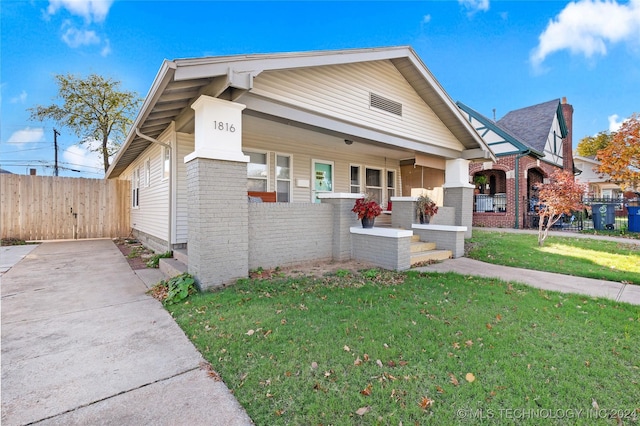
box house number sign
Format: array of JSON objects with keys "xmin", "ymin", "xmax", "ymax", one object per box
[{"xmin": 213, "ymin": 121, "xmax": 236, "ymax": 133}]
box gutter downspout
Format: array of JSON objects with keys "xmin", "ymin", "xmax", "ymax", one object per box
[
  {"xmin": 135, "ymin": 128, "xmax": 173, "ymax": 251},
  {"xmin": 514, "ymin": 150, "xmax": 530, "ymax": 229}
]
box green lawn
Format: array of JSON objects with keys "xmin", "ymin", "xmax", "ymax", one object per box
[
  {"xmin": 168, "ymin": 269, "xmax": 640, "ymax": 425},
  {"xmin": 467, "ymin": 231, "xmax": 640, "ymax": 284}
]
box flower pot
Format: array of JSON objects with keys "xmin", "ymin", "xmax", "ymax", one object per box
[
  {"xmin": 419, "ymin": 213, "xmax": 431, "ymax": 224},
  {"xmin": 361, "ymin": 217, "xmax": 375, "ymax": 228}
]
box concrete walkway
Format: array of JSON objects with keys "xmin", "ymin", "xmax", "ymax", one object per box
[
  {"xmin": 1, "ymin": 239, "xmax": 253, "ymax": 426},
  {"xmin": 417, "ymin": 228, "xmax": 640, "ymax": 305}
]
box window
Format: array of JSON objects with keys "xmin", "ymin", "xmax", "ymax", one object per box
[
  {"xmin": 350, "ymin": 165, "xmax": 361, "ymax": 193},
  {"xmin": 144, "ymin": 158, "xmax": 151, "ymax": 187},
  {"xmin": 387, "ymin": 170, "xmax": 396, "ymax": 200},
  {"xmin": 132, "ymin": 168, "xmax": 140, "ymax": 208},
  {"xmin": 162, "ymin": 147, "xmax": 170, "ymax": 180},
  {"xmin": 365, "ymin": 168, "xmax": 382, "ymax": 202},
  {"xmin": 276, "ymin": 154, "xmax": 291, "ymax": 202},
  {"xmin": 246, "ymin": 151, "xmax": 268, "ymax": 191}
]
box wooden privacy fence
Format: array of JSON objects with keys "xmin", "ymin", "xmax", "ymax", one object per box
[{"xmin": 1, "ymin": 175, "xmax": 130, "ymax": 241}]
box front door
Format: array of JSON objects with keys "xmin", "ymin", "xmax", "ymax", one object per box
[{"xmin": 312, "ymin": 160, "xmax": 334, "ymax": 203}]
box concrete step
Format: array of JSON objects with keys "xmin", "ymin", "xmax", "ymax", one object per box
[
  {"xmin": 159, "ymin": 257, "xmax": 188, "ymax": 279},
  {"xmin": 410, "ymin": 250, "xmax": 452, "ymax": 266},
  {"xmin": 411, "ymin": 234, "xmax": 421, "ymax": 242},
  {"xmin": 411, "ymin": 241, "xmax": 437, "ymax": 253},
  {"xmin": 173, "ymin": 248, "xmax": 188, "ymax": 265}
]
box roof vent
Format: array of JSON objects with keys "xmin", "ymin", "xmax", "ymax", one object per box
[{"xmin": 370, "ymin": 92, "xmax": 402, "ymax": 117}]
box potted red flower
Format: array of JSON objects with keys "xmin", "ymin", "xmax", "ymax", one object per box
[{"xmin": 352, "ymin": 195, "xmax": 382, "ymax": 228}]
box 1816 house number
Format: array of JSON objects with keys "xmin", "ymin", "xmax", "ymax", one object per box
[{"xmin": 213, "ymin": 121, "xmax": 236, "ymax": 132}]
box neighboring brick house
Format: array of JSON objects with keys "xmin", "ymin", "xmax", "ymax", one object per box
[
  {"xmin": 457, "ymin": 98, "xmax": 575, "ymax": 229},
  {"xmin": 106, "ymin": 47, "xmax": 495, "ymax": 289}
]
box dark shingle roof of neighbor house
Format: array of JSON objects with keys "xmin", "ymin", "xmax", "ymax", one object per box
[
  {"xmin": 496, "ymin": 99, "xmax": 565, "ymax": 153},
  {"xmin": 0, "ymin": 168, "xmax": 13, "ymax": 174}
]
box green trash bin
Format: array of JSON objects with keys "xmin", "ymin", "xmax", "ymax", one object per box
[
  {"xmin": 592, "ymin": 204, "xmax": 615, "ymax": 230},
  {"xmin": 628, "ymin": 206, "xmax": 640, "ymax": 233}
]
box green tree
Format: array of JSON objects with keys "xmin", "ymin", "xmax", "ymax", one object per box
[
  {"xmin": 575, "ymin": 131, "xmax": 613, "ymax": 157},
  {"xmin": 29, "ymin": 74, "xmax": 141, "ymax": 173}
]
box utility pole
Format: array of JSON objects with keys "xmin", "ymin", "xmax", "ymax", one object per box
[{"xmin": 53, "ymin": 128, "xmax": 60, "ymax": 176}]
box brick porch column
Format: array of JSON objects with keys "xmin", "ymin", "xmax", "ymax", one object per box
[
  {"xmin": 184, "ymin": 96, "xmax": 249, "ymax": 290},
  {"xmin": 318, "ymin": 193, "xmax": 361, "ymax": 261},
  {"xmin": 443, "ymin": 159, "xmax": 475, "ymax": 238}
]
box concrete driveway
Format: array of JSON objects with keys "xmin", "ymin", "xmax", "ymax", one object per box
[{"xmin": 1, "ymin": 239, "xmax": 252, "ymax": 426}]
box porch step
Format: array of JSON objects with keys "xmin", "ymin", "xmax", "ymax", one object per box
[
  {"xmin": 410, "ymin": 249, "xmax": 452, "ymax": 265},
  {"xmin": 173, "ymin": 248, "xmax": 188, "ymax": 265},
  {"xmin": 159, "ymin": 257, "xmax": 188, "ymax": 279},
  {"xmin": 411, "ymin": 241, "xmax": 437, "ymax": 253}
]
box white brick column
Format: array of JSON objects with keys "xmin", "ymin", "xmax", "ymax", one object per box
[
  {"xmin": 185, "ymin": 96, "xmax": 249, "ymax": 290},
  {"xmin": 442, "ymin": 159, "xmax": 475, "ymax": 238}
]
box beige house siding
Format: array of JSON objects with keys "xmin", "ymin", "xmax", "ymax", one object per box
[
  {"xmin": 121, "ymin": 132, "xmax": 171, "ymax": 249},
  {"xmin": 251, "ymin": 60, "xmax": 464, "ymax": 152}
]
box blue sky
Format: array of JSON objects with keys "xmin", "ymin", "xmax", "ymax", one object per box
[{"xmin": 2, "ymin": 0, "xmax": 639, "ymax": 177}]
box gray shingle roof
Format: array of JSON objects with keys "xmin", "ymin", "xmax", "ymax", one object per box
[{"xmin": 497, "ymin": 99, "xmax": 561, "ymax": 152}]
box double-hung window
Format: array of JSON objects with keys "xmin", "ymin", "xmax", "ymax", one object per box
[
  {"xmin": 132, "ymin": 168, "xmax": 140, "ymax": 208},
  {"xmin": 365, "ymin": 167, "xmax": 382, "ymax": 202},
  {"xmin": 162, "ymin": 147, "xmax": 170, "ymax": 181},
  {"xmin": 387, "ymin": 170, "xmax": 396, "ymax": 199},
  {"xmin": 276, "ymin": 154, "xmax": 291, "ymax": 202},
  {"xmin": 350, "ymin": 165, "xmax": 361, "ymax": 193},
  {"xmin": 246, "ymin": 151, "xmax": 268, "ymax": 191},
  {"xmin": 144, "ymin": 158, "xmax": 151, "ymax": 187}
]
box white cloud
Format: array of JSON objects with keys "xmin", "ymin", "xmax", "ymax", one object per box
[
  {"xmin": 10, "ymin": 90, "xmax": 27, "ymax": 104},
  {"xmin": 423, "ymin": 14, "xmax": 432, "ymax": 24},
  {"xmin": 61, "ymin": 21, "xmax": 100, "ymax": 48},
  {"xmin": 100, "ymin": 38, "xmax": 111, "ymax": 56},
  {"xmin": 63, "ymin": 142, "xmax": 103, "ymax": 170},
  {"xmin": 47, "ymin": 0, "xmax": 113, "ymax": 23},
  {"xmin": 459, "ymin": 0, "xmax": 490, "ymax": 16},
  {"xmin": 7, "ymin": 127, "xmax": 45, "ymax": 145},
  {"xmin": 531, "ymin": 0, "xmax": 640, "ymax": 68},
  {"xmin": 608, "ymin": 114, "xmax": 623, "ymax": 132}
]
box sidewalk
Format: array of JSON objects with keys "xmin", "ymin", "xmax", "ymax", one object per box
[
  {"xmin": 417, "ymin": 258, "xmax": 640, "ymax": 306},
  {"xmin": 1, "ymin": 239, "xmax": 253, "ymax": 426}
]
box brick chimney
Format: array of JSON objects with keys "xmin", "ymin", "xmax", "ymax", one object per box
[{"xmin": 561, "ymin": 97, "xmax": 574, "ymax": 174}]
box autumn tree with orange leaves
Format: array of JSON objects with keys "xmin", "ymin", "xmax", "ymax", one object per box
[
  {"xmin": 596, "ymin": 113, "xmax": 640, "ymax": 190},
  {"xmin": 536, "ymin": 170, "xmax": 585, "ymax": 246}
]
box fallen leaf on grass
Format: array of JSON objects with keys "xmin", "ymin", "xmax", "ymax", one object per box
[
  {"xmin": 360, "ymin": 383, "xmax": 372, "ymax": 396},
  {"xmin": 376, "ymin": 359, "xmax": 384, "ymax": 368},
  {"xmin": 419, "ymin": 396, "xmax": 434, "ymax": 410},
  {"xmin": 436, "ymin": 386, "xmax": 445, "ymax": 394},
  {"xmin": 311, "ymin": 362, "xmax": 318, "ymax": 370},
  {"xmin": 449, "ymin": 373, "xmax": 459, "ymax": 386},
  {"xmin": 355, "ymin": 406, "xmax": 371, "ymax": 416},
  {"xmin": 465, "ymin": 372, "xmax": 476, "ymax": 383},
  {"xmin": 246, "ymin": 329, "xmax": 255, "ymax": 336},
  {"xmin": 354, "ymin": 357, "xmax": 362, "ymax": 366}
]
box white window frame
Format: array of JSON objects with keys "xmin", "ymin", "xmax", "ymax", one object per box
[
  {"xmin": 350, "ymin": 164, "xmax": 362, "ymax": 194},
  {"xmin": 245, "ymin": 149, "xmax": 270, "ymax": 192},
  {"xmin": 144, "ymin": 157, "xmax": 151, "ymax": 187},
  {"xmin": 275, "ymin": 152, "xmax": 292, "ymax": 202},
  {"xmin": 365, "ymin": 166, "xmax": 383, "ymax": 203},
  {"xmin": 162, "ymin": 146, "xmax": 170, "ymax": 181},
  {"xmin": 386, "ymin": 169, "xmax": 397, "ymax": 200},
  {"xmin": 132, "ymin": 167, "xmax": 140, "ymax": 209}
]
